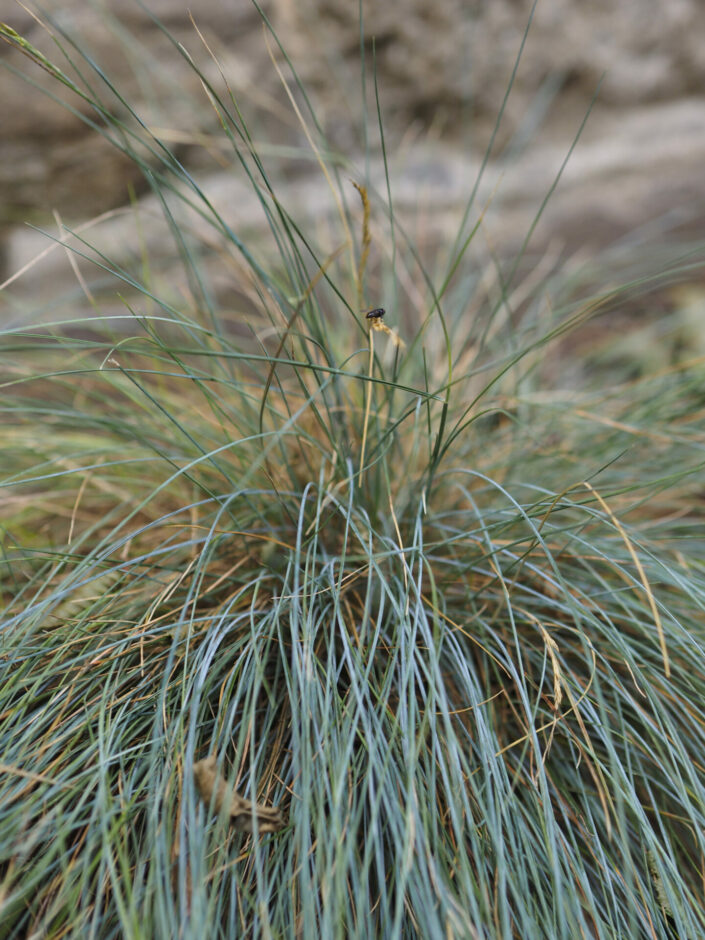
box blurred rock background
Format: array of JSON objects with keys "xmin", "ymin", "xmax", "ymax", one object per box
[{"xmin": 2, "ymin": 0, "xmax": 705, "ymax": 333}]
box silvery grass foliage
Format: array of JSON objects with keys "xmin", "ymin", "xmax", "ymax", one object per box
[{"xmin": 1, "ymin": 5, "xmax": 705, "ymax": 939}]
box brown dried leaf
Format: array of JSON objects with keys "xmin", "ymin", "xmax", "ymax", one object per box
[{"xmin": 193, "ymin": 756, "xmax": 284, "ymax": 834}]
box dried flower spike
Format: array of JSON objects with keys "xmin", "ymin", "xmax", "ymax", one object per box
[{"xmin": 193, "ymin": 755, "xmax": 284, "ymax": 834}]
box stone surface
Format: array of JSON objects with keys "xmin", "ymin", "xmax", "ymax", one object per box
[{"xmin": 2, "ymin": 0, "xmax": 705, "ymax": 309}]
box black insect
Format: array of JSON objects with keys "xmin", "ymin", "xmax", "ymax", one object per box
[{"xmin": 365, "ymin": 307, "xmax": 386, "ymax": 320}]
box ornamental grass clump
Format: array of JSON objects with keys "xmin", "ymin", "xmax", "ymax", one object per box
[{"xmin": 1, "ymin": 8, "xmax": 705, "ymax": 939}]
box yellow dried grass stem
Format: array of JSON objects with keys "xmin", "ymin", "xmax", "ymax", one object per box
[
  {"xmin": 350, "ymin": 180, "xmax": 371, "ymax": 313},
  {"xmin": 582, "ymin": 481, "xmax": 671, "ymax": 678}
]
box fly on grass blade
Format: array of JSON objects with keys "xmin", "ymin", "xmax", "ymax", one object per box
[{"xmin": 365, "ymin": 307, "xmax": 386, "ymax": 319}]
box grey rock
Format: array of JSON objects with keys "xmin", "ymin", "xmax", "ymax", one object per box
[{"xmin": 2, "ymin": 0, "xmax": 705, "ymax": 311}]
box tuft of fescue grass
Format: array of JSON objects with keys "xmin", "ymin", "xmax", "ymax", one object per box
[{"xmin": 2, "ymin": 8, "xmax": 705, "ymax": 939}]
